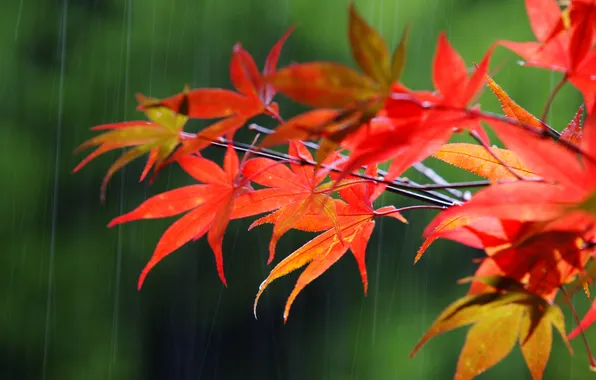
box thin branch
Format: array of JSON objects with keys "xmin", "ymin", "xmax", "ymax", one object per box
[
  {"xmin": 203, "ymin": 137, "xmax": 457, "ymax": 208},
  {"xmin": 374, "ymin": 204, "xmax": 447, "ymax": 218},
  {"xmin": 541, "ymin": 75, "xmax": 568, "ymax": 122},
  {"xmin": 220, "ymin": 139, "xmax": 470, "ymax": 203},
  {"xmin": 388, "ymin": 95, "xmax": 596, "ymax": 161},
  {"xmin": 412, "ymin": 162, "xmax": 470, "ymax": 200},
  {"xmin": 248, "ymin": 124, "xmax": 472, "ymax": 201},
  {"xmin": 560, "ymin": 285, "xmax": 596, "ymax": 370},
  {"xmin": 402, "ymin": 179, "xmax": 490, "ymax": 190},
  {"xmin": 393, "ymin": 205, "xmax": 447, "ymax": 213}
]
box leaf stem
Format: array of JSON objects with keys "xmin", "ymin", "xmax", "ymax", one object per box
[
  {"xmin": 541, "ymin": 75, "xmax": 568, "ymax": 123},
  {"xmin": 560, "ymin": 285, "xmax": 596, "ymax": 370}
]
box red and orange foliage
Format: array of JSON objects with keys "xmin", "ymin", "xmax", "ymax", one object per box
[{"xmin": 74, "ymin": 1, "xmax": 596, "ymax": 378}]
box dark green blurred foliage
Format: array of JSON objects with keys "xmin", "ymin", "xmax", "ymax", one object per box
[{"xmin": 1, "ymin": 0, "xmax": 593, "ymax": 379}]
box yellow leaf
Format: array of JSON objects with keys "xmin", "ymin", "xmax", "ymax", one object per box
[
  {"xmin": 432, "ymin": 143, "xmax": 538, "ymax": 181},
  {"xmin": 455, "ymin": 304, "xmax": 524, "ymax": 380}
]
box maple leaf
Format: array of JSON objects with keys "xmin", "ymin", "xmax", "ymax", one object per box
[
  {"xmin": 500, "ymin": 0, "xmax": 596, "ymax": 111},
  {"xmin": 415, "ymin": 215, "xmax": 480, "ymax": 263},
  {"xmin": 544, "ymin": 0, "xmax": 596, "ymax": 46},
  {"xmin": 239, "ymin": 141, "xmax": 346, "ymax": 264},
  {"xmin": 499, "ymin": 0, "xmax": 569, "ymax": 72},
  {"xmin": 260, "ymin": 3, "xmax": 411, "ymax": 163},
  {"xmin": 253, "ymin": 165, "xmax": 407, "ymax": 321},
  {"xmin": 107, "ymin": 144, "xmax": 255, "ymax": 288},
  {"xmin": 483, "ymin": 76, "xmax": 588, "ymax": 187},
  {"xmin": 73, "ymin": 93, "xmax": 188, "ymax": 201},
  {"xmin": 472, "ymin": 226, "xmax": 591, "ymax": 300},
  {"xmin": 411, "ymin": 276, "xmax": 571, "ymax": 380},
  {"xmin": 335, "ymin": 33, "xmax": 494, "ymax": 183},
  {"xmin": 420, "ymin": 108, "xmax": 594, "ymax": 261},
  {"xmin": 139, "ymin": 27, "xmax": 294, "ymax": 159},
  {"xmin": 483, "ymin": 75, "xmax": 592, "ymax": 187},
  {"xmin": 567, "ymin": 46, "xmax": 596, "ymax": 113},
  {"xmin": 485, "ymin": 75, "xmax": 546, "ymax": 130},
  {"xmin": 424, "ymin": 182, "xmax": 581, "ymax": 236}
]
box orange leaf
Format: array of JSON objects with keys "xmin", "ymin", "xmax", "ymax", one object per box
[
  {"xmin": 267, "ymin": 62, "xmax": 380, "ymax": 108},
  {"xmin": 432, "ymin": 143, "xmax": 537, "ymax": 181},
  {"xmin": 483, "ymin": 77, "xmax": 589, "ymax": 189},
  {"xmin": 259, "ymin": 109, "xmax": 342, "ymax": 148},
  {"xmin": 149, "ymin": 87, "xmax": 255, "ymax": 119},
  {"xmin": 485, "ymin": 75, "xmax": 545, "ymax": 130},
  {"xmin": 174, "ymin": 115, "xmax": 248, "ymax": 158},
  {"xmin": 416, "ymin": 214, "xmax": 477, "ymax": 263},
  {"xmin": 254, "ymin": 214, "xmax": 367, "ymax": 321},
  {"xmin": 254, "ymin": 173, "xmax": 406, "ymax": 321},
  {"xmin": 241, "ymin": 141, "xmax": 345, "ymax": 263}
]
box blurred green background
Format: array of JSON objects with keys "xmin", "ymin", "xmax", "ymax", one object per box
[{"xmin": 2, "ymin": 0, "xmax": 593, "ymax": 379}]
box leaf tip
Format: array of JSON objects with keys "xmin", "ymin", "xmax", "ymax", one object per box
[
  {"xmin": 253, "ymin": 284, "xmax": 266, "ymax": 320},
  {"xmin": 219, "ymin": 274, "xmax": 229, "ymax": 287},
  {"xmin": 137, "ymin": 272, "xmax": 147, "ymax": 291}
]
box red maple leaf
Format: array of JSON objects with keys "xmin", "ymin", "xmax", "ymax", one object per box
[
  {"xmin": 238, "ymin": 140, "xmax": 348, "ymax": 263},
  {"xmin": 139, "ymin": 27, "xmax": 294, "ymax": 161},
  {"xmin": 335, "ymin": 32, "xmax": 494, "ymax": 182},
  {"xmin": 253, "ymin": 164, "xmax": 407, "ymax": 321},
  {"xmin": 428, "ymin": 78, "xmax": 595, "ymax": 231},
  {"xmin": 259, "ymin": 3, "xmax": 411, "ymax": 164},
  {"xmin": 500, "ymin": 0, "xmax": 596, "ymax": 112},
  {"xmin": 544, "ymin": 0, "xmax": 596, "ymax": 46},
  {"xmin": 108, "ymin": 144, "xmax": 255, "ymax": 288},
  {"xmin": 499, "ymin": 0, "xmax": 570, "ymax": 72}
]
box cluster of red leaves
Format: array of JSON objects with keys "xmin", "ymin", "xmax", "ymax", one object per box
[{"xmin": 74, "ymin": 1, "xmax": 596, "ymax": 378}]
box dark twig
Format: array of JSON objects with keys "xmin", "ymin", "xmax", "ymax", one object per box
[
  {"xmin": 541, "ymin": 75, "xmax": 568, "ymax": 123},
  {"xmin": 411, "ymin": 162, "xmax": 470, "ymax": 200},
  {"xmin": 201, "ymin": 136, "xmax": 457, "ymax": 208},
  {"xmin": 248, "ymin": 124, "xmax": 471, "ymax": 202},
  {"xmin": 388, "ymin": 94, "xmax": 596, "ymax": 161}
]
